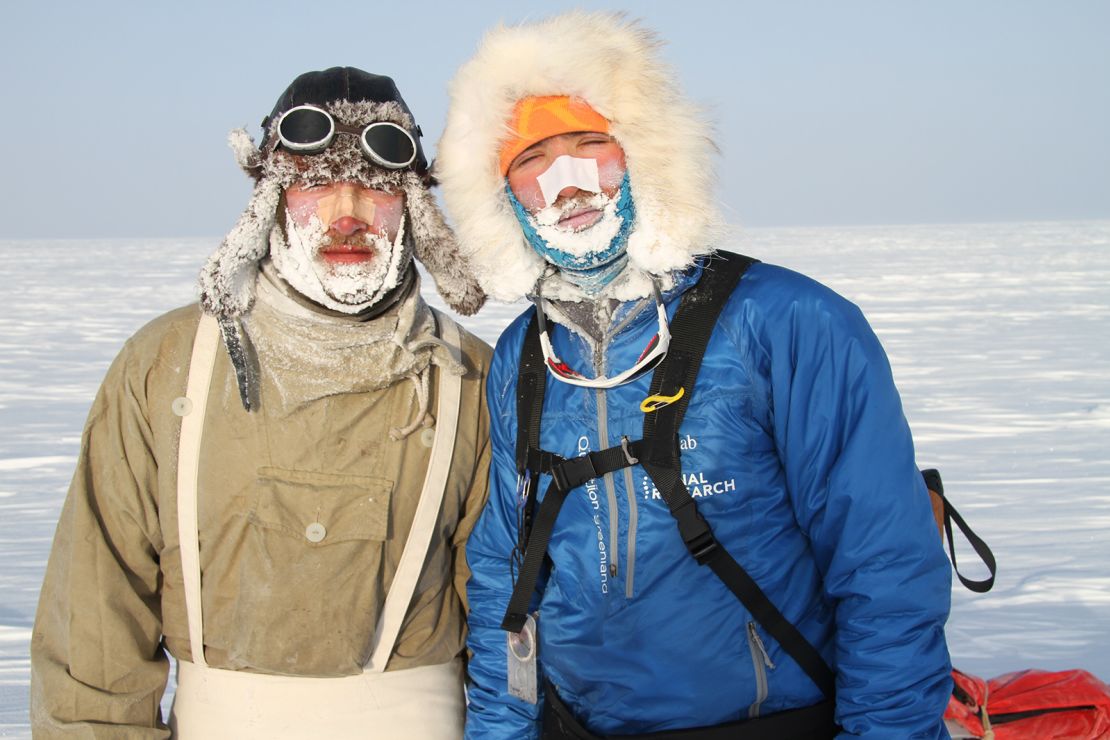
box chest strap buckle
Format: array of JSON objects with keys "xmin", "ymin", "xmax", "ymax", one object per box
[{"xmin": 552, "ymin": 454, "xmax": 599, "ymax": 492}]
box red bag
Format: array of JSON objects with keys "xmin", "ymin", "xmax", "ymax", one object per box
[
  {"xmin": 927, "ymin": 473, "xmax": 1110, "ymax": 737},
  {"xmin": 945, "ymin": 668, "xmax": 1110, "ymax": 739}
]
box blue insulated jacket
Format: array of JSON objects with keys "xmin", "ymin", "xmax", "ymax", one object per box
[{"xmin": 465, "ymin": 261, "xmax": 953, "ymax": 738}]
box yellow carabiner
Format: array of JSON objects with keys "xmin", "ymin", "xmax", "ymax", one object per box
[{"xmin": 640, "ymin": 387, "xmax": 685, "ymax": 413}]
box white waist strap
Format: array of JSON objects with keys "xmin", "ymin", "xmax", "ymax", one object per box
[{"xmin": 169, "ymin": 658, "xmax": 464, "ymax": 739}]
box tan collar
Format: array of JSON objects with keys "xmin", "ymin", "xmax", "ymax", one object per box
[{"xmin": 245, "ymin": 266, "xmax": 463, "ymax": 415}]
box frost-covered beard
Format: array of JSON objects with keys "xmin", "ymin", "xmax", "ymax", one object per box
[
  {"xmin": 508, "ymin": 172, "xmax": 636, "ymax": 295},
  {"xmin": 271, "ymin": 208, "xmax": 411, "ymax": 313}
]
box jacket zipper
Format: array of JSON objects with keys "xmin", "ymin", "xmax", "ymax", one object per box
[
  {"xmin": 594, "ymin": 386, "xmax": 620, "ymax": 581},
  {"xmin": 747, "ymin": 621, "xmax": 775, "ymax": 718},
  {"xmin": 604, "ymin": 297, "xmax": 652, "ymax": 596},
  {"xmin": 590, "ymin": 302, "xmax": 652, "ymax": 593},
  {"xmin": 622, "ymin": 466, "xmax": 638, "ymax": 597}
]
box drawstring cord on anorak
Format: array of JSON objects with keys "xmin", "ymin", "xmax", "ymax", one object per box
[{"xmin": 390, "ymin": 367, "xmax": 434, "ymax": 440}]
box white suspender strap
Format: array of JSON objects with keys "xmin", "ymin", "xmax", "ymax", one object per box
[
  {"xmin": 176, "ymin": 312, "xmax": 220, "ymax": 668},
  {"xmin": 366, "ymin": 315, "xmax": 464, "ymax": 673}
]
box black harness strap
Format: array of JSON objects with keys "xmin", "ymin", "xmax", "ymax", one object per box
[
  {"xmin": 516, "ymin": 315, "xmax": 548, "ymax": 472},
  {"xmin": 509, "ymin": 316, "xmax": 548, "ymax": 582},
  {"xmin": 502, "ymin": 431, "xmax": 646, "ymax": 632},
  {"xmin": 639, "ymin": 253, "xmax": 752, "ymax": 562}
]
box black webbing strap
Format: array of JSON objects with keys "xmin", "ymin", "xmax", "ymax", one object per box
[
  {"xmin": 922, "ymin": 469, "xmax": 997, "ymax": 593},
  {"xmin": 638, "ymin": 252, "xmax": 837, "ymax": 699},
  {"xmin": 516, "ymin": 310, "xmax": 548, "ymax": 474},
  {"xmin": 639, "ymin": 253, "xmax": 754, "ymax": 563},
  {"xmin": 510, "ymin": 312, "xmax": 549, "ymax": 564},
  {"xmin": 502, "ymin": 439, "xmax": 646, "ymax": 633}
]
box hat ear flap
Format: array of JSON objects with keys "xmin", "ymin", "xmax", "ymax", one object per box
[
  {"xmin": 403, "ymin": 181, "xmax": 486, "ymax": 316},
  {"xmin": 229, "ymin": 127, "xmax": 264, "ymax": 179},
  {"xmin": 199, "ymin": 178, "xmax": 282, "ymax": 319}
]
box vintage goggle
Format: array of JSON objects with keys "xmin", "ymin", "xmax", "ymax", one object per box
[
  {"xmin": 535, "ymin": 283, "xmax": 671, "ymax": 389},
  {"xmin": 275, "ymin": 104, "xmax": 417, "ymax": 169}
]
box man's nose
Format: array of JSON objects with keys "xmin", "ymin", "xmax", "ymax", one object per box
[
  {"xmin": 330, "ymin": 183, "xmax": 372, "ymax": 235},
  {"xmin": 332, "ymin": 215, "xmax": 368, "ymax": 236}
]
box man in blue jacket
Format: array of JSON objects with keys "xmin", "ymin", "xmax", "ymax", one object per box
[{"xmin": 437, "ymin": 12, "xmax": 953, "ymax": 739}]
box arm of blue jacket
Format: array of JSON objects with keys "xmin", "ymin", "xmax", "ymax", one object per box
[
  {"xmin": 464, "ymin": 337, "xmax": 543, "ymax": 740},
  {"xmin": 763, "ymin": 281, "xmax": 953, "ymax": 738}
]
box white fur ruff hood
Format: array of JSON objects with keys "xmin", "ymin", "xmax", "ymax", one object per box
[{"xmin": 437, "ymin": 11, "xmax": 724, "ymax": 303}]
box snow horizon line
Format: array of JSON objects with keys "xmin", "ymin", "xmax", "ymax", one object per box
[{"xmin": 2, "ymin": 216, "xmax": 1110, "ymax": 245}]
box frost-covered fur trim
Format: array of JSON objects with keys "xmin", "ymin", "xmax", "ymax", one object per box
[
  {"xmin": 229, "ymin": 127, "xmax": 261, "ymax": 176},
  {"xmin": 437, "ymin": 11, "xmax": 724, "ymax": 303},
  {"xmin": 199, "ymin": 177, "xmax": 282, "ymax": 319},
  {"xmin": 200, "ymin": 99, "xmax": 484, "ymax": 320},
  {"xmin": 402, "ymin": 179, "xmax": 485, "ymax": 315}
]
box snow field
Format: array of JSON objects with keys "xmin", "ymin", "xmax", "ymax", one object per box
[{"xmin": 1, "ymin": 221, "xmax": 1107, "ymax": 735}]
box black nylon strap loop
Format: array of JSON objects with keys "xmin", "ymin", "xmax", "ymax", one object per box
[
  {"xmin": 922, "ymin": 468, "xmax": 996, "ymax": 593},
  {"xmin": 943, "ymin": 497, "xmax": 998, "ymax": 593}
]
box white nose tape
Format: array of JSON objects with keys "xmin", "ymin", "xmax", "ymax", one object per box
[{"xmin": 535, "ymin": 155, "xmax": 601, "ymax": 207}]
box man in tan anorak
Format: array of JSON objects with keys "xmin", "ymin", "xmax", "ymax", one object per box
[{"xmin": 31, "ymin": 67, "xmax": 490, "ymax": 739}]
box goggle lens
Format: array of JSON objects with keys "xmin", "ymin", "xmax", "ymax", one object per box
[
  {"xmin": 363, "ymin": 123, "xmax": 416, "ymax": 168},
  {"xmin": 277, "ymin": 107, "xmax": 334, "ymax": 151}
]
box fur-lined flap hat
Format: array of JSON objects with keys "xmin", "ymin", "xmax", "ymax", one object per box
[
  {"xmin": 437, "ymin": 12, "xmax": 723, "ymax": 303},
  {"xmin": 200, "ymin": 67, "xmax": 485, "ymax": 320}
]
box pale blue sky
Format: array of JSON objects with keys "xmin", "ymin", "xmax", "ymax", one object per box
[{"xmin": 2, "ymin": 0, "xmax": 1107, "ymax": 238}]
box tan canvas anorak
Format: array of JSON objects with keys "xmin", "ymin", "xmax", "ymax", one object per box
[{"xmin": 30, "ymin": 300, "xmax": 491, "ymax": 737}]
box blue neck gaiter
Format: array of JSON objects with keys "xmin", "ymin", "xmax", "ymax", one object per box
[{"xmin": 507, "ymin": 172, "xmax": 636, "ymax": 294}]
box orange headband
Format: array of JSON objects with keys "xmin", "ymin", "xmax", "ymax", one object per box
[{"xmin": 498, "ymin": 95, "xmax": 610, "ymax": 175}]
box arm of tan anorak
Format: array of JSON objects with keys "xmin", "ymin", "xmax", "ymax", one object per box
[
  {"xmin": 30, "ymin": 345, "xmax": 171, "ymax": 738},
  {"xmin": 454, "ymin": 339, "xmax": 493, "ymax": 614}
]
